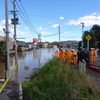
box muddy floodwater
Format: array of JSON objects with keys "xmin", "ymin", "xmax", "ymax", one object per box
[
  {"xmin": 0, "ymin": 48, "xmax": 56, "ymax": 82},
  {"xmin": 0, "ymin": 48, "xmax": 100, "ymax": 82}
]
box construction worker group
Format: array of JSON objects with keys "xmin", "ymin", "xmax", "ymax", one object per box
[{"xmin": 55, "ymin": 48, "xmax": 96, "ymax": 64}]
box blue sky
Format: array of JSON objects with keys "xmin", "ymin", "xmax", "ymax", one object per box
[{"xmin": 0, "ymin": 0, "xmax": 100, "ymax": 42}]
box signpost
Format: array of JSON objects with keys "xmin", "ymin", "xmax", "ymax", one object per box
[{"xmin": 85, "ymin": 35, "xmax": 92, "ymax": 49}]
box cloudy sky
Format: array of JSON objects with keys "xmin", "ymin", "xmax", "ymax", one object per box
[{"xmin": 0, "ymin": 0, "xmax": 100, "ymax": 42}]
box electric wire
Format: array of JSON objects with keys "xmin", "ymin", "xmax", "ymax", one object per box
[
  {"xmin": 18, "ymin": 1, "xmax": 38, "ymax": 34},
  {"xmin": 9, "ymin": 0, "xmax": 38, "ymax": 42},
  {"xmin": 28, "ymin": 14, "xmax": 60, "ymax": 19},
  {"xmin": 9, "ymin": 0, "xmax": 37, "ymax": 36},
  {"xmin": 43, "ymin": 25, "xmax": 78, "ymax": 37},
  {"xmin": 43, "ymin": 33, "xmax": 59, "ymax": 37},
  {"xmin": 15, "ymin": 1, "xmax": 38, "ymax": 35},
  {"xmin": 9, "ymin": 25, "xmax": 32, "ymax": 42}
]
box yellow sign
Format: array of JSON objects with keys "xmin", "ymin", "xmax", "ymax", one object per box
[{"xmin": 85, "ymin": 35, "xmax": 92, "ymax": 41}]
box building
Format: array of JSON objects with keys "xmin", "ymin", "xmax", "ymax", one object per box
[
  {"xmin": 0, "ymin": 36, "xmax": 13, "ymax": 50},
  {"xmin": 42, "ymin": 43, "xmax": 48, "ymax": 48},
  {"xmin": 61, "ymin": 40, "xmax": 79, "ymax": 49},
  {"xmin": 16, "ymin": 41, "xmax": 25, "ymax": 51}
]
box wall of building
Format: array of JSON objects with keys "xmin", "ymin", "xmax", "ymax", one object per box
[{"xmin": 0, "ymin": 36, "xmax": 13, "ymax": 50}]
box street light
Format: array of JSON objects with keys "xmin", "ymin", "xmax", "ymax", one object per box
[{"xmin": 80, "ymin": 22, "xmax": 84, "ymax": 49}]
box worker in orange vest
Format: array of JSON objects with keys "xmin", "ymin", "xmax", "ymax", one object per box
[
  {"xmin": 65, "ymin": 50, "xmax": 67, "ymax": 62},
  {"xmin": 63, "ymin": 50, "xmax": 66, "ymax": 62},
  {"xmin": 71, "ymin": 50, "xmax": 77, "ymax": 64},
  {"xmin": 66, "ymin": 49, "xmax": 72, "ymax": 64},
  {"xmin": 93, "ymin": 49, "xmax": 96, "ymax": 63},
  {"xmin": 59, "ymin": 49, "xmax": 64, "ymax": 61},
  {"xmin": 90, "ymin": 48, "xmax": 94, "ymax": 63},
  {"xmin": 55, "ymin": 50, "xmax": 59, "ymax": 58}
]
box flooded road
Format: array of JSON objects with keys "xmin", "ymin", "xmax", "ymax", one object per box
[
  {"xmin": 0, "ymin": 48, "xmax": 56, "ymax": 82},
  {"xmin": 0, "ymin": 48, "xmax": 100, "ymax": 82}
]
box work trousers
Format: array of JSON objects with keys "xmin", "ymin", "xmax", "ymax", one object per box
[{"xmin": 79, "ymin": 61, "xmax": 86, "ymax": 74}]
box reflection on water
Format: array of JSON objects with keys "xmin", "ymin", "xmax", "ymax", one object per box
[
  {"xmin": 18, "ymin": 48, "xmax": 55, "ymax": 81},
  {"xmin": 18, "ymin": 52, "xmax": 26, "ymax": 59},
  {"xmin": 0, "ymin": 63, "xmax": 5, "ymax": 79},
  {"xmin": 33, "ymin": 49, "xmax": 38, "ymax": 59}
]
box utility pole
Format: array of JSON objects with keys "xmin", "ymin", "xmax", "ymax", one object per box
[
  {"xmin": 80, "ymin": 22, "xmax": 84, "ymax": 49},
  {"xmin": 11, "ymin": 0, "xmax": 19, "ymax": 82},
  {"xmin": 13, "ymin": 0, "xmax": 18, "ymax": 65},
  {"xmin": 5, "ymin": 0, "xmax": 10, "ymax": 79},
  {"xmin": 38, "ymin": 34, "xmax": 41, "ymax": 48},
  {"xmin": 58, "ymin": 25, "xmax": 60, "ymax": 52},
  {"xmin": 87, "ymin": 40, "xmax": 89, "ymax": 50},
  {"xmin": 38, "ymin": 34, "xmax": 41, "ymax": 68}
]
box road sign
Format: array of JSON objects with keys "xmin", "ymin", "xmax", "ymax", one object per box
[{"xmin": 85, "ymin": 35, "xmax": 92, "ymax": 41}]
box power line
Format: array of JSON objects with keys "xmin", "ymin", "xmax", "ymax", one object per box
[
  {"xmin": 43, "ymin": 33, "xmax": 59, "ymax": 37},
  {"xmin": 16, "ymin": 2, "xmax": 38, "ymax": 34},
  {"xmin": 28, "ymin": 14, "xmax": 59, "ymax": 19},
  {"xmin": 12, "ymin": 1, "xmax": 38, "ymax": 35},
  {"xmin": 61, "ymin": 25, "xmax": 78, "ymax": 33},
  {"xmin": 9, "ymin": 25, "xmax": 33, "ymax": 42},
  {"xmin": 18, "ymin": 1, "xmax": 38, "ymax": 34},
  {"xmin": 27, "ymin": 14, "xmax": 100, "ymax": 20},
  {"xmin": 43, "ymin": 25, "xmax": 78, "ymax": 37}
]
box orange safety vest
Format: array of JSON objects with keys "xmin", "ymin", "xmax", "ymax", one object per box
[
  {"xmin": 55, "ymin": 50, "xmax": 59, "ymax": 57},
  {"xmin": 71, "ymin": 51, "xmax": 77, "ymax": 64},
  {"xmin": 66, "ymin": 50, "xmax": 72, "ymax": 64},
  {"xmin": 59, "ymin": 50, "xmax": 64, "ymax": 60},
  {"xmin": 90, "ymin": 50, "xmax": 94, "ymax": 63},
  {"xmin": 93, "ymin": 50, "xmax": 96, "ymax": 56},
  {"xmin": 93, "ymin": 50, "xmax": 96, "ymax": 63}
]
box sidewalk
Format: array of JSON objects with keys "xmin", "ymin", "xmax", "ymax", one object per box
[
  {"xmin": 90, "ymin": 57, "xmax": 100, "ymax": 67},
  {"xmin": 0, "ymin": 81, "xmax": 19, "ymax": 100}
]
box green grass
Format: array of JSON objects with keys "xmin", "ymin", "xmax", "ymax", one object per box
[{"xmin": 22, "ymin": 58, "xmax": 100, "ymax": 100}]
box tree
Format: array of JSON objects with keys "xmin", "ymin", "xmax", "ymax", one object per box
[
  {"xmin": 78, "ymin": 41, "xmax": 82, "ymax": 48},
  {"xmin": 0, "ymin": 41, "xmax": 6, "ymax": 62},
  {"xmin": 90, "ymin": 25, "xmax": 100, "ymax": 49},
  {"xmin": 90, "ymin": 25, "xmax": 100, "ymax": 41},
  {"xmin": 83, "ymin": 31, "xmax": 96, "ymax": 49},
  {"xmin": 97, "ymin": 42, "xmax": 100, "ymax": 49}
]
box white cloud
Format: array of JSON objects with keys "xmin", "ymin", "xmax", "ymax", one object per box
[
  {"xmin": 44, "ymin": 28, "xmax": 47, "ymax": 30},
  {"xmin": 41, "ymin": 31, "xmax": 52, "ymax": 35},
  {"xmin": 47, "ymin": 21, "xmax": 55, "ymax": 24},
  {"xmin": 91, "ymin": 13, "xmax": 97, "ymax": 15},
  {"xmin": 0, "ymin": 20, "xmax": 28, "ymax": 38},
  {"xmin": 37, "ymin": 26, "xmax": 47, "ymax": 31},
  {"xmin": 66, "ymin": 13, "xmax": 100, "ymax": 27},
  {"xmin": 25, "ymin": 27, "xmax": 29, "ymax": 29},
  {"xmin": 59, "ymin": 17, "xmax": 64, "ymax": 20},
  {"xmin": 64, "ymin": 31, "xmax": 69, "ymax": 34},
  {"xmin": 16, "ymin": 30, "xmax": 26, "ymax": 35},
  {"xmin": 51, "ymin": 24, "xmax": 59, "ymax": 28},
  {"xmin": 37, "ymin": 26, "xmax": 43, "ymax": 30}
]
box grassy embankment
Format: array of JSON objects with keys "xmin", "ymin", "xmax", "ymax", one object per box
[{"xmin": 22, "ymin": 58, "xmax": 100, "ymax": 100}]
